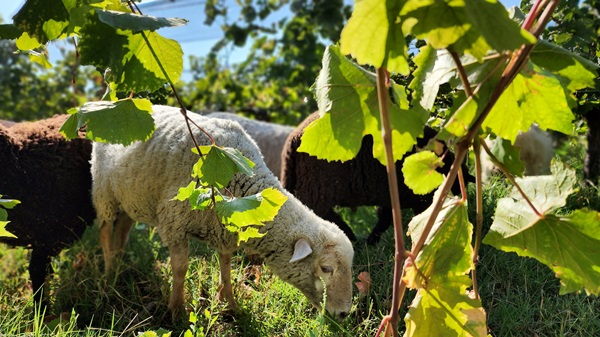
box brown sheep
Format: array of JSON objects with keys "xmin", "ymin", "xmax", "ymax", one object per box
[
  {"xmin": 0, "ymin": 115, "xmax": 95, "ymax": 308},
  {"xmin": 281, "ymin": 112, "xmax": 472, "ymax": 244}
]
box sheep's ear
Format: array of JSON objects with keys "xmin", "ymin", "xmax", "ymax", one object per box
[{"xmin": 289, "ymin": 238, "xmax": 312, "ymax": 263}]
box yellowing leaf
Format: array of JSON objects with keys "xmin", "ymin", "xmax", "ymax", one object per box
[
  {"xmin": 404, "ymin": 196, "xmax": 487, "ymax": 336},
  {"xmin": 216, "ymin": 188, "xmax": 288, "ymax": 244},
  {"xmin": 402, "ymin": 151, "xmax": 445, "ymax": 195},
  {"xmin": 0, "ymin": 221, "xmax": 17, "ymax": 239}
]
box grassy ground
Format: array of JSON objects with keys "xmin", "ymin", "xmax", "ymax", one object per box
[{"xmin": 1, "ymin": 139, "xmax": 599, "ymax": 336}]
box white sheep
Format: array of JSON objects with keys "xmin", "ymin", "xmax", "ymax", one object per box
[
  {"xmin": 481, "ymin": 124, "xmax": 554, "ymax": 182},
  {"xmin": 207, "ymin": 112, "xmax": 294, "ymax": 179},
  {"xmin": 91, "ymin": 105, "xmax": 354, "ymax": 319}
]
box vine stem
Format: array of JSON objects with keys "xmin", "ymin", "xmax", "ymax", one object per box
[
  {"xmin": 480, "ymin": 140, "xmax": 542, "ymax": 216},
  {"xmin": 374, "ymin": 67, "xmax": 405, "ymax": 337},
  {"xmin": 471, "ymin": 137, "xmax": 484, "ymax": 300},
  {"xmin": 126, "ymin": 0, "xmax": 214, "ymax": 156}
]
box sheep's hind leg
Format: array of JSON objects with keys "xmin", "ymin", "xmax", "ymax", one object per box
[
  {"xmin": 167, "ymin": 241, "xmax": 189, "ymax": 320},
  {"xmin": 29, "ymin": 247, "xmax": 52, "ymax": 310},
  {"xmin": 99, "ymin": 217, "xmax": 115, "ymax": 273},
  {"xmin": 113, "ymin": 212, "xmax": 134, "ymax": 255},
  {"xmin": 217, "ymin": 252, "xmax": 237, "ymax": 308}
]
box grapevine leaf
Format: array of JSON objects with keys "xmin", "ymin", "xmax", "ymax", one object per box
[
  {"xmin": 486, "ymin": 137, "xmax": 525, "ymax": 177},
  {"xmin": 401, "ymin": 0, "xmax": 535, "ymax": 60},
  {"xmin": 411, "ymin": 46, "xmax": 502, "ymax": 111},
  {"xmin": 302, "ymin": 45, "xmax": 427, "ymax": 164},
  {"xmin": 483, "ymin": 162, "xmax": 600, "ymax": 295},
  {"xmin": 530, "ymin": 41, "xmax": 598, "ymax": 93},
  {"xmin": 96, "ymin": 10, "xmax": 188, "ymax": 33},
  {"xmin": 484, "ymin": 63, "xmax": 575, "ymax": 141},
  {"xmin": 27, "ymin": 50, "xmax": 52, "ymax": 68},
  {"xmin": 0, "ymin": 221, "xmax": 16, "ymax": 239},
  {"xmin": 0, "ymin": 24, "xmax": 23, "ymax": 39},
  {"xmin": 0, "ymin": 196, "xmax": 20, "ymax": 239},
  {"xmin": 404, "ymin": 196, "xmax": 486, "ymax": 336},
  {"xmin": 216, "ymin": 188, "xmax": 288, "ymax": 244},
  {"xmin": 60, "ymin": 99, "xmax": 155, "ymax": 145},
  {"xmin": 15, "ymin": 32, "xmax": 42, "ymax": 50},
  {"xmin": 0, "ymin": 197, "xmax": 21, "ymax": 211},
  {"xmin": 128, "ymin": 31, "xmax": 184, "ymax": 85},
  {"xmin": 340, "ymin": 0, "xmax": 409, "ymax": 74},
  {"xmin": 79, "ymin": 12, "xmax": 184, "ymax": 92},
  {"xmin": 192, "ymin": 146, "xmax": 255, "ymax": 189},
  {"xmin": 402, "ymin": 151, "xmax": 445, "ymax": 195},
  {"xmin": 12, "ymin": 0, "xmax": 70, "ymax": 44},
  {"xmin": 173, "ymin": 182, "xmax": 214, "ymax": 210},
  {"xmin": 409, "ymin": 45, "xmax": 450, "ymax": 111}
]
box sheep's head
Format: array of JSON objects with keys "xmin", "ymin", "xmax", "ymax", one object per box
[{"xmin": 285, "ymin": 236, "xmax": 354, "ymax": 319}]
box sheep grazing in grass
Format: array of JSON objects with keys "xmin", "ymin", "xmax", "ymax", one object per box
[
  {"xmin": 207, "ymin": 112, "xmax": 294, "ymax": 179},
  {"xmin": 91, "ymin": 105, "xmax": 354, "ymax": 319},
  {"xmin": 0, "ymin": 115, "xmax": 95, "ymax": 307},
  {"xmin": 481, "ymin": 124, "xmax": 554, "ymax": 182},
  {"xmin": 281, "ymin": 112, "xmax": 471, "ymax": 244}
]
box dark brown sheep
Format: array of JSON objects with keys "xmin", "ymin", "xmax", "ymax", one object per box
[
  {"xmin": 281, "ymin": 112, "xmax": 472, "ymax": 244},
  {"xmin": 0, "ymin": 115, "xmax": 95, "ymax": 307}
]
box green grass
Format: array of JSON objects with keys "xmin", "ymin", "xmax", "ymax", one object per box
[{"xmin": 1, "ymin": 141, "xmax": 599, "ymax": 336}]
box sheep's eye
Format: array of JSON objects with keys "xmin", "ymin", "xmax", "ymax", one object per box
[{"xmin": 321, "ymin": 266, "xmax": 333, "ymax": 273}]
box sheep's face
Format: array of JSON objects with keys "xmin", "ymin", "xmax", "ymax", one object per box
[{"xmin": 287, "ymin": 237, "xmax": 354, "ymax": 319}]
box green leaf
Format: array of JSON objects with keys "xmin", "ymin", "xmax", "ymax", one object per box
[
  {"xmin": 0, "ymin": 197, "xmax": 21, "ymax": 211},
  {"xmin": 60, "ymin": 99, "xmax": 155, "ymax": 145},
  {"xmin": 401, "ymin": 0, "xmax": 535, "ymax": 60},
  {"xmin": 302, "ymin": 45, "xmax": 427, "ymax": 164},
  {"xmin": 484, "ymin": 63, "xmax": 575, "ymax": 141},
  {"xmin": 13, "ymin": 0, "xmax": 70, "ymax": 44},
  {"xmin": 96, "ymin": 10, "xmax": 188, "ymax": 33},
  {"xmin": 192, "ymin": 146, "xmax": 255, "ymax": 189},
  {"xmin": 216, "ymin": 188, "xmax": 288, "ymax": 244},
  {"xmin": 0, "ymin": 24, "xmax": 23, "ymax": 39},
  {"xmin": 404, "ymin": 196, "xmax": 487, "ymax": 336},
  {"xmin": 79, "ymin": 13, "xmax": 184, "ymax": 92},
  {"xmin": 483, "ymin": 162, "xmax": 600, "ymax": 295},
  {"xmin": 530, "ymin": 41, "xmax": 599, "ymax": 96},
  {"xmin": 0, "ymin": 196, "xmax": 20, "ymax": 239},
  {"xmin": 340, "ymin": 0, "xmax": 409, "ymax": 74},
  {"xmin": 486, "ymin": 137, "xmax": 525, "ymax": 177},
  {"xmin": 402, "ymin": 151, "xmax": 445, "ymax": 195}
]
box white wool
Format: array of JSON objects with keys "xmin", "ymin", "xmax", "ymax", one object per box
[
  {"xmin": 481, "ymin": 125, "xmax": 554, "ymax": 182},
  {"xmin": 207, "ymin": 112, "xmax": 294, "ymax": 179},
  {"xmin": 91, "ymin": 105, "xmax": 353, "ymax": 317}
]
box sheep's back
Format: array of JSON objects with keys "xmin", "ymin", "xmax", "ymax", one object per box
[{"xmin": 91, "ymin": 106, "xmax": 273, "ymax": 250}]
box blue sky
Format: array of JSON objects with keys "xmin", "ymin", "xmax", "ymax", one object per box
[{"xmin": 1, "ymin": 0, "xmax": 522, "ymax": 79}]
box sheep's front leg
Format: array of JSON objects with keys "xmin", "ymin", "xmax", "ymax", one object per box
[
  {"xmin": 168, "ymin": 241, "xmax": 189, "ymax": 320},
  {"xmin": 217, "ymin": 252, "xmax": 236, "ymax": 308}
]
